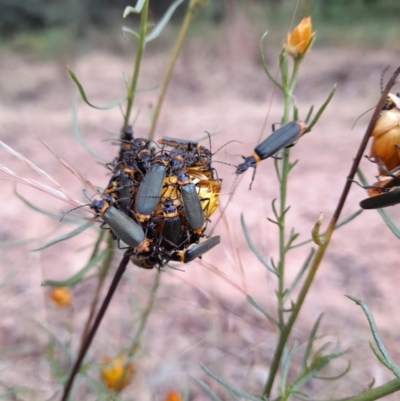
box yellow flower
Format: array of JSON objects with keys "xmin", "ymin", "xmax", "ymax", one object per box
[
  {"xmin": 101, "ymin": 355, "xmax": 134, "ymax": 392},
  {"xmin": 164, "ymin": 391, "xmax": 183, "ymax": 401},
  {"xmin": 285, "ymin": 17, "xmax": 315, "ymax": 59},
  {"xmin": 49, "ymin": 287, "xmax": 72, "ymax": 307}
]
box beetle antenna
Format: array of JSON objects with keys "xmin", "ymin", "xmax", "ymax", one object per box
[
  {"xmin": 213, "ymin": 160, "xmax": 238, "ymax": 168},
  {"xmin": 351, "ymin": 106, "xmax": 376, "ymax": 129},
  {"xmin": 60, "ymin": 203, "xmax": 90, "ymax": 222},
  {"xmin": 208, "ymin": 175, "xmax": 240, "ymax": 236},
  {"xmin": 212, "ymin": 140, "xmax": 243, "ymax": 156}
]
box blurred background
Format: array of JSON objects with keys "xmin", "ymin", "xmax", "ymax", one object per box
[{"xmin": 1, "ymin": 0, "xmax": 400, "ymax": 399}]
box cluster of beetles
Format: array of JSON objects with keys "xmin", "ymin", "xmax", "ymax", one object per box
[
  {"xmin": 89, "ymin": 127, "xmax": 222, "ymax": 269},
  {"xmin": 88, "ymin": 120, "xmax": 309, "ymax": 269},
  {"xmin": 87, "ymin": 87, "xmax": 400, "ymax": 270}
]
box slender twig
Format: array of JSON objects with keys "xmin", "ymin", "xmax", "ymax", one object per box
[
  {"xmin": 61, "ymin": 252, "xmax": 131, "ymax": 401},
  {"xmin": 148, "ymin": 0, "xmax": 200, "ymax": 140},
  {"xmin": 79, "ymin": 231, "xmax": 114, "ymax": 353},
  {"xmin": 123, "ymin": 0, "xmax": 149, "ymax": 130},
  {"xmin": 262, "ymin": 66, "xmax": 400, "ymax": 398}
]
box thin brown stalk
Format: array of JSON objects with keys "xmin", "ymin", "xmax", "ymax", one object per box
[
  {"xmin": 61, "ymin": 252, "xmax": 131, "ymax": 401},
  {"xmin": 79, "ymin": 232, "xmax": 114, "ymax": 353}
]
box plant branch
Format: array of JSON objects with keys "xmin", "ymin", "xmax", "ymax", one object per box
[
  {"xmin": 123, "ymin": 0, "xmax": 149, "ymax": 130},
  {"xmin": 148, "ymin": 0, "xmax": 200, "ymax": 140},
  {"xmin": 61, "ymin": 252, "xmax": 131, "ymax": 401},
  {"xmin": 262, "ymin": 66, "xmax": 400, "ymax": 398},
  {"xmin": 79, "ymin": 231, "xmax": 114, "ymax": 353}
]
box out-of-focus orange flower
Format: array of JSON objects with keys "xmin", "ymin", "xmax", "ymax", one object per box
[
  {"xmin": 285, "ymin": 17, "xmax": 315, "ymax": 59},
  {"xmin": 164, "ymin": 391, "xmax": 183, "ymax": 401},
  {"xmin": 101, "ymin": 355, "xmax": 134, "ymax": 392},
  {"xmin": 370, "ymin": 93, "xmax": 400, "ymax": 173},
  {"xmin": 49, "ymin": 287, "xmax": 72, "ymax": 307}
]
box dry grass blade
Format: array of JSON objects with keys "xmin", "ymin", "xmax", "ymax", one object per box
[
  {"xmin": 0, "ymin": 140, "xmax": 61, "ymax": 187},
  {"xmin": 35, "ymin": 136, "xmax": 99, "ymax": 192},
  {"xmin": 0, "ymin": 164, "xmax": 82, "ymax": 207}
]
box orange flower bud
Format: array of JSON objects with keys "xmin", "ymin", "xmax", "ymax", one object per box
[
  {"xmin": 101, "ymin": 355, "xmax": 134, "ymax": 392},
  {"xmin": 285, "ymin": 17, "xmax": 315, "ymax": 59},
  {"xmin": 49, "ymin": 287, "xmax": 72, "ymax": 307},
  {"xmin": 164, "ymin": 391, "xmax": 183, "ymax": 401},
  {"xmin": 370, "ymin": 93, "xmax": 400, "ymax": 173}
]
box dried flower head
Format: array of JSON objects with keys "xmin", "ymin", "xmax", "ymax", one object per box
[
  {"xmin": 49, "ymin": 287, "xmax": 72, "ymax": 307},
  {"xmin": 164, "ymin": 391, "xmax": 183, "ymax": 401},
  {"xmin": 285, "ymin": 17, "xmax": 315, "ymax": 59},
  {"xmin": 101, "ymin": 354, "xmax": 134, "ymax": 392}
]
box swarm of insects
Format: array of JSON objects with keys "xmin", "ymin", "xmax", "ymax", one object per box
[{"xmin": 91, "ymin": 127, "xmax": 222, "ymax": 269}]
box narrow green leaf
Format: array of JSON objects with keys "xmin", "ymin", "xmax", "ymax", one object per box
[
  {"xmin": 315, "ymin": 360, "xmax": 351, "ymax": 380},
  {"xmin": 284, "ymin": 248, "xmax": 314, "ymax": 301},
  {"xmin": 303, "ymin": 314, "xmax": 324, "ymax": 370},
  {"xmin": 279, "ymin": 49, "xmax": 288, "ymax": 89},
  {"xmin": 199, "ymin": 363, "xmax": 264, "ymax": 401},
  {"xmin": 377, "ymin": 208, "xmax": 400, "ymax": 239},
  {"xmin": 241, "ymin": 214, "xmax": 275, "ymax": 273},
  {"xmin": 347, "ymin": 295, "xmax": 400, "ymax": 378},
  {"xmin": 293, "ymin": 105, "xmax": 299, "ymax": 122},
  {"xmin": 191, "ymin": 377, "xmax": 223, "ymax": 401},
  {"xmin": 123, "ymin": 0, "xmax": 146, "ymax": 17},
  {"xmin": 122, "ymin": 26, "xmax": 140, "ymax": 39},
  {"xmin": 280, "ymin": 343, "xmax": 297, "ymax": 395},
  {"xmin": 271, "ymin": 198, "xmax": 279, "ymax": 220},
  {"xmin": 273, "ymin": 158, "xmax": 281, "ymax": 181},
  {"xmin": 71, "ymin": 102, "xmax": 108, "ymax": 163},
  {"xmin": 15, "ymin": 186, "xmax": 77, "ymax": 223},
  {"xmin": 364, "ymin": 377, "xmax": 376, "ymax": 391},
  {"xmin": 305, "ymin": 105, "xmax": 314, "ymax": 124},
  {"xmin": 227, "ymin": 388, "xmax": 240, "ymax": 401},
  {"xmin": 247, "ymin": 295, "xmax": 279, "ymax": 328},
  {"xmin": 267, "ymin": 218, "xmax": 279, "ymax": 226},
  {"xmin": 0, "ymin": 237, "xmax": 38, "ymax": 248},
  {"xmin": 146, "ymin": 0, "xmax": 185, "ymax": 42},
  {"xmin": 184, "ymin": 376, "xmax": 191, "ymax": 401},
  {"xmin": 41, "ymin": 248, "xmax": 109, "ymax": 287},
  {"xmin": 288, "ymin": 159, "xmax": 299, "ymax": 172},
  {"xmin": 306, "ymin": 84, "xmax": 336, "ymax": 133},
  {"xmin": 259, "ymin": 32, "xmax": 283, "ymax": 91},
  {"xmin": 293, "ymin": 349, "xmax": 346, "ymax": 392},
  {"xmin": 68, "ymin": 66, "xmax": 126, "ymax": 110},
  {"xmin": 357, "ymin": 168, "xmax": 400, "ymax": 238},
  {"xmin": 31, "ymin": 221, "xmax": 94, "ymax": 251}
]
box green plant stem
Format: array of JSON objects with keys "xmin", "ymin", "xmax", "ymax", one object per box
[
  {"xmin": 288, "ymin": 59, "xmax": 301, "ymax": 94},
  {"xmin": 148, "ymin": 0, "xmax": 199, "ymax": 140},
  {"xmin": 276, "ymin": 58, "xmax": 301, "ymax": 326},
  {"xmin": 262, "ymin": 66, "xmax": 400, "ymax": 398},
  {"xmin": 123, "ymin": 0, "xmax": 149, "ymax": 130},
  {"xmin": 333, "ymin": 378, "xmax": 400, "ymax": 401}
]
